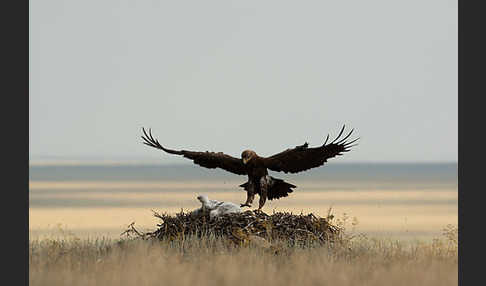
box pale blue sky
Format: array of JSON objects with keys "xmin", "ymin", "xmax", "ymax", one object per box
[{"xmin": 29, "ymin": 0, "xmax": 457, "ymax": 163}]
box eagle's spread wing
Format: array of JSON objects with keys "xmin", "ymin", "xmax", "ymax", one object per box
[
  {"xmin": 141, "ymin": 128, "xmax": 247, "ymax": 175},
  {"xmin": 262, "ymin": 125, "xmax": 359, "ymax": 174}
]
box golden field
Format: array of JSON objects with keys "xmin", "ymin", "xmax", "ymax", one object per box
[
  {"xmin": 29, "ymin": 222, "xmax": 458, "ymax": 286},
  {"xmin": 29, "ymin": 168, "xmax": 457, "ymax": 286}
]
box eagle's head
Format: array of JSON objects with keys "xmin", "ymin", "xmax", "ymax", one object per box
[{"xmin": 241, "ymin": 150, "xmax": 257, "ymax": 164}]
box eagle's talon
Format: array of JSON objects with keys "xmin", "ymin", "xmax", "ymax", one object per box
[{"xmin": 240, "ymin": 203, "xmax": 251, "ymax": 208}]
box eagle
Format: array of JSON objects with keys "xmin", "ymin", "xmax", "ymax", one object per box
[{"xmin": 141, "ymin": 126, "xmax": 358, "ymax": 211}]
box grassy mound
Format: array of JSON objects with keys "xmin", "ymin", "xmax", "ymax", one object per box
[{"xmin": 123, "ymin": 210, "xmax": 342, "ymax": 247}]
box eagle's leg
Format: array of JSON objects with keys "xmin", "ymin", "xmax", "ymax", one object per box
[
  {"xmin": 241, "ymin": 181, "xmax": 255, "ymax": 208},
  {"xmin": 241, "ymin": 192, "xmax": 255, "ymax": 208},
  {"xmin": 257, "ymin": 176, "xmax": 269, "ymax": 212}
]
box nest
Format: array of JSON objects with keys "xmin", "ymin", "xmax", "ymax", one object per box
[{"xmin": 123, "ymin": 210, "xmax": 342, "ymax": 247}]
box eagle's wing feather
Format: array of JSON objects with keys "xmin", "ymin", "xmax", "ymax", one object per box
[
  {"xmin": 262, "ymin": 125, "xmax": 358, "ymax": 174},
  {"xmin": 141, "ymin": 128, "xmax": 247, "ymax": 175}
]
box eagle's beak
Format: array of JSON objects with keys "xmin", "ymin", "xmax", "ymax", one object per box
[{"xmin": 243, "ymin": 158, "xmax": 248, "ymax": 164}]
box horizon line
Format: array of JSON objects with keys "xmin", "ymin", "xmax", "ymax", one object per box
[{"xmin": 29, "ymin": 160, "xmax": 458, "ymax": 167}]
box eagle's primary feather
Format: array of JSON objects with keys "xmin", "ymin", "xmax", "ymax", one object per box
[
  {"xmin": 142, "ymin": 128, "xmax": 246, "ymax": 175},
  {"xmin": 262, "ymin": 125, "xmax": 359, "ymax": 173}
]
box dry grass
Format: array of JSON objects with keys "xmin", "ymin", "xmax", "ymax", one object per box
[{"xmin": 29, "ymin": 214, "xmax": 458, "ymax": 286}]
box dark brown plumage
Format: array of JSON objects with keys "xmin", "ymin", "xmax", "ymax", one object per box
[{"xmin": 141, "ymin": 126, "xmax": 358, "ymax": 211}]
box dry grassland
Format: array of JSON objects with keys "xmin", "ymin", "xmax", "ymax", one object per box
[{"xmin": 29, "ymin": 223, "xmax": 457, "ymax": 286}]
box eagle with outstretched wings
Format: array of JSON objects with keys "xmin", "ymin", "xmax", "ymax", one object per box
[{"xmin": 141, "ymin": 126, "xmax": 358, "ymax": 211}]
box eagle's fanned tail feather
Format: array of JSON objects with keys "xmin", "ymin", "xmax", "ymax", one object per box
[{"xmin": 239, "ymin": 177, "xmax": 297, "ymax": 201}]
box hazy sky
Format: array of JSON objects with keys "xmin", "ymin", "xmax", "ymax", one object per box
[{"xmin": 30, "ymin": 0, "xmax": 457, "ymax": 163}]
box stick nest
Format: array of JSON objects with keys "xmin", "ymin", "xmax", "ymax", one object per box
[{"xmin": 123, "ymin": 210, "xmax": 342, "ymax": 247}]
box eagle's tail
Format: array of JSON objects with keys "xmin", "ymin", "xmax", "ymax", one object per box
[
  {"xmin": 239, "ymin": 176, "xmax": 297, "ymax": 201},
  {"xmin": 267, "ymin": 177, "xmax": 297, "ymax": 200}
]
